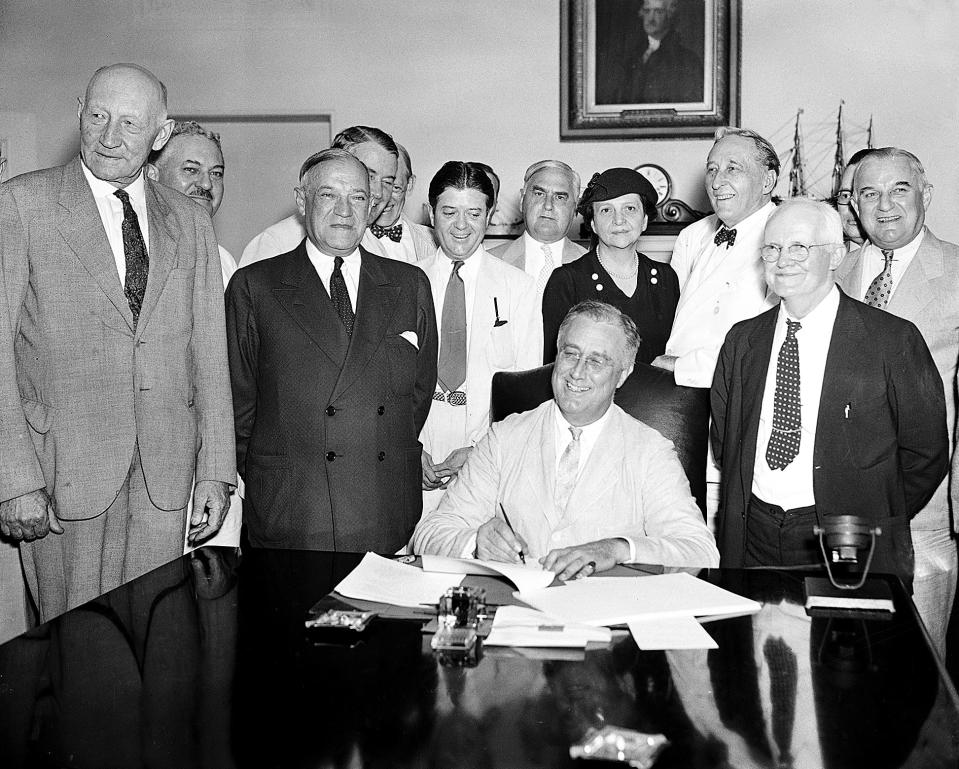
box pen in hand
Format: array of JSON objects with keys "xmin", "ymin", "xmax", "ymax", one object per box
[{"xmin": 498, "ymin": 502, "xmax": 526, "ymax": 564}]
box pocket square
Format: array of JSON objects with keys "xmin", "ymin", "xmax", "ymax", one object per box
[{"xmin": 399, "ymin": 330, "xmax": 419, "ymax": 350}]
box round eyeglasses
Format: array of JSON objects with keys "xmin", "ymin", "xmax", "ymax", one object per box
[{"xmin": 760, "ymin": 243, "xmax": 838, "ymax": 263}]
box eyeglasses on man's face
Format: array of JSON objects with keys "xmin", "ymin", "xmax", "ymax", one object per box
[
  {"xmin": 760, "ymin": 243, "xmax": 838, "ymax": 263},
  {"xmin": 557, "ymin": 349, "xmax": 616, "ymax": 374},
  {"xmin": 836, "ymin": 190, "xmax": 853, "ymax": 205}
]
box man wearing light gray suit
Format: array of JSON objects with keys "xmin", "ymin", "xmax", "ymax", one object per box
[
  {"xmin": 836, "ymin": 147, "xmax": 959, "ymax": 656},
  {"xmin": 489, "ymin": 160, "xmax": 586, "ymax": 301},
  {"xmin": 413, "ymin": 301, "xmax": 718, "ymax": 580},
  {"xmin": 0, "ymin": 63, "xmax": 234, "ymax": 622}
]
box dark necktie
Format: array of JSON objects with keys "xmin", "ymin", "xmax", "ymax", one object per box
[
  {"xmin": 437, "ymin": 259, "xmax": 467, "ymax": 392},
  {"xmin": 114, "ymin": 189, "xmax": 149, "ymax": 328},
  {"xmin": 864, "ymin": 249, "xmax": 895, "ymax": 308},
  {"xmin": 330, "ymin": 256, "xmax": 355, "ymax": 335},
  {"xmin": 714, "ymin": 226, "xmax": 737, "ymax": 247},
  {"xmin": 370, "ymin": 222, "xmax": 403, "ymax": 242},
  {"xmin": 763, "ymin": 636, "xmax": 797, "ymax": 769},
  {"xmin": 766, "ymin": 319, "xmax": 802, "ymax": 470}
]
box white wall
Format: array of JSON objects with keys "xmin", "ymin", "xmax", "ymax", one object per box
[{"xmin": 1, "ymin": 0, "xmax": 957, "ymax": 245}]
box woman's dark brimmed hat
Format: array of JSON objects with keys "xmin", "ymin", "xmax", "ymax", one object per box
[{"xmin": 576, "ymin": 167, "xmax": 658, "ymax": 221}]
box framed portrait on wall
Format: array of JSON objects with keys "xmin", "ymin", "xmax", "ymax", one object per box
[{"xmin": 560, "ymin": 0, "xmax": 741, "ymax": 140}]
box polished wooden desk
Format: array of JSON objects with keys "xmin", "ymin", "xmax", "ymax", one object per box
[{"xmin": 1, "ymin": 548, "xmax": 957, "ymax": 768}]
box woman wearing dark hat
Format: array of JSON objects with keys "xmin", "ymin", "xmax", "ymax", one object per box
[{"xmin": 542, "ymin": 167, "xmax": 680, "ymax": 365}]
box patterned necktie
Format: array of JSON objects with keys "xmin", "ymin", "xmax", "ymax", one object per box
[
  {"xmin": 330, "ymin": 256, "xmax": 355, "ymax": 335},
  {"xmin": 763, "ymin": 636, "xmax": 797, "ymax": 769},
  {"xmin": 714, "ymin": 226, "xmax": 737, "ymax": 247},
  {"xmin": 370, "ymin": 222, "xmax": 403, "ymax": 242},
  {"xmin": 113, "ymin": 189, "xmax": 149, "ymax": 328},
  {"xmin": 766, "ymin": 319, "xmax": 802, "ymax": 470},
  {"xmin": 535, "ymin": 243, "xmax": 555, "ymax": 297},
  {"xmin": 555, "ymin": 426, "xmax": 583, "ymax": 512},
  {"xmin": 437, "ymin": 260, "xmax": 467, "ymax": 392},
  {"xmin": 864, "ymin": 249, "xmax": 895, "ymax": 308}
]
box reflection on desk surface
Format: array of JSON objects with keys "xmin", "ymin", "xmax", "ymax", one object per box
[{"xmin": 1, "ymin": 547, "xmax": 957, "ymax": 768}]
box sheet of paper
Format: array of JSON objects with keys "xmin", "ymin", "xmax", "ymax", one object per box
[
  {"xmin": 334, "ymin": 552, "xmax": 463, "ymax": 607},
  {"xmin": 420, "ymin": 554, "xmax": 555, "ymax": 593},
  {"xmin": 484, "ymin": 605, "xmax": 612, "ymax": 648},
  {"xmin": 515, "ymin": 571, "xmax": 761, "ymax": 627},
  {"xmin": 627, "ymin": 616, "xmax": 717, "ymax": 650}
]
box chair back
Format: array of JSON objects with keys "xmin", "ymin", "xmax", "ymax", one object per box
[{"xmin": 490, "ymin": 362, "xmax": 709, "ymax": 516}]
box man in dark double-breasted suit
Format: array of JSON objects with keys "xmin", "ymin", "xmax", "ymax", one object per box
[
  {"xmin": 711, "ymin": 199, "xmax": 947, "ymax": 585},
  {"xmin": 227, "ymin": 148, "xmax": 437, "ymax": 551}
]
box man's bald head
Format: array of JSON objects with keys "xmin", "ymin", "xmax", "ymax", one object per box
[{"xmin": 78, "ymin": 63, "xmax": 174, "ymax": 188}]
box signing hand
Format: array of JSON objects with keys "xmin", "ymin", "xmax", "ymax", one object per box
[
  {"xmin": 0, "ymin": 489, "xmax": 61, "ymax": 541},
  {"xmin": 188, "ymin": 480, "xmax": 231, "ymax": 544},
  {"xmin": 476, "ymin": 518, "xmax": 528, "ymax": 564},
  {"xmin": 651, "ymin": 354, "xmax": 677, "ymax": 372},
  {"xmin": 540, "ymin": 538, "xmax": 629, "ymax": 581}
]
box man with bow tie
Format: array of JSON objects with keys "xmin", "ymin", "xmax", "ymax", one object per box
[
  {"xmin": 652, "ymin": 127, "xmax": 780, "ymax": 531},
  {"xmin": 369, "ymin": 142, "xmax": 436, "ymax": 263}
]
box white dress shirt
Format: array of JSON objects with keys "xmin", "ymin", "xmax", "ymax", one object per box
[
  {"xmin": 850, "ymin": 230, "xmax": 924, "ymax": 301},
  {"xmin": 522, "ymin": 232, "xmax": 567, "ymax": 279},
  {"xmin": 752, "ymin": 286, "xmax": 840, "ymax": 510},
  {"xmin": 305, "ymin": 239, "xmax": 360, "ymax": 310},
  {"xmin": 81, "ymin": 162, "xmax": 150, "ymax": 284}
]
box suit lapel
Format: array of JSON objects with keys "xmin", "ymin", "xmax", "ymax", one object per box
[
  {"xmin": 888, "ymin": 229, "xmax": 941, "ymax": 318},
  {"xmin": 835, "ymin": 246, "xmax": 864, "ymax": 296},
  {"xmin": 272, "ymin": 243, "xmax": 350, "ymax": 367},
  {"xmin": 500, "ymin": 237, "xmax": 526, "ymax": 271},
  {"xmin": 135, "ymin": 180, "xmax": 178, "ymax": 335},
  {"xmin": 524, "ymin": 404, "xmax": 561, "ymax": 529},
  {"xmin": 55, "ymin": 158, "xmax": 134, "ymax": 329},
  {"xmin": 738, "ymin": 307, "xmax": 777, "ymax": 496},
  {"xmin": 332, "ymin": 249, "xmax": 400, "ymax": 401}
]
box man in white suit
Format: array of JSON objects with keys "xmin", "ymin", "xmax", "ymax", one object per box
[
  {"xmin": 413, "ymin": 300, "xmax": 718, "ymax": 579},
  {"xmin": 417, "ymin": 161, "xmax": 541, "ymax": 514},
  {"xmin": 836, "ymin": 147, "xmax": 959, "ymax": 657},
  {"xmin": 369, "ymin": 142, "xmax": 436, "ymax": 263},
  {"xmin": 489, "ymin": 160, "xmax": 586, "ymax": 297}
]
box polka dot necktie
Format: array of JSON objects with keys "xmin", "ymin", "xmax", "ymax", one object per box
[
  {"xmin": 330, "ymin": 256, "xmax": 355, "ymax": 335},
  {"xmin": 766, "ymin": 319, "xmax": 802, "ymax": 471},
  {"xmin": 864, "ymin": 249, "xmax": 895, "ymax": 309}
]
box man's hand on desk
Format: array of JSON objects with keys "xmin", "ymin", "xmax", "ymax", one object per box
[
  {"xmin": 476, "ymin": 518, "xmax": 528, "ymax": 564},
  {"xmin": 0, "ymin": 489, "xmax": 62, "ymax": 541},
  {"xmin": 188, "ymin": 480, "xmax": 231, "ymax": 544},
  {"xmin": 541, "ymin": 538, "xmax": 629, "ymax": 581},
  {"xmin": 651, "ymin": 354, "xmax": 677, "ymax": 372}
]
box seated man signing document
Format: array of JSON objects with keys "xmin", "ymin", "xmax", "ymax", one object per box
[{"xmin": 412, "ymin": 301, "xmax": 719, "ymax": 579}]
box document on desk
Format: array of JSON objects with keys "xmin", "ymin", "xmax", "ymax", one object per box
[
  {"xmin": 420, "ymin": 554, "xmax": 555, "ymax": 593},
  {"xmin": 484, "ymin": 605, "xmax": 612, "ymax": 648},
  {"xmin": 515, "ymin": 571, "xmax": 761, "ymax": 627},
  {"xmin": 334, "ymin": 552, "xmax": 463, "ymax": 607},
  {"xmin": 627, "ymin": 616, "xmax": 718, "ymax": 650}
]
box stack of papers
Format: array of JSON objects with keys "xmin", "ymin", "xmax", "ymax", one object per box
[
  {"xmin": 420, "ymin": 554, "xmax": 556, "ymax": 592},
  {"xmin": 334, "ymin": 552, "xmax": 462, "ymax": 607},
  {"xmin": 484, "ymin": 605, "xmax": 612, "ymax": 648},
  {"xmin": 515, "ymin": 572, "xmax": 761, "ymax": 650}
]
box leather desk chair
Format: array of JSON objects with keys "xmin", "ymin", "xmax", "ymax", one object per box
[{"xmin": 490, "ymin": 363, "xmax": 710, "ymax": 517}]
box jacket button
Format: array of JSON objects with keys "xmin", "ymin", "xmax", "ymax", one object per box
[
  {"xmin": 326, "ymin": 406, "xmax": 336, "ymax": 416},
  {"xmin": 326, "ymin": 452, "xmax": 336, "ymax": 462},
  {"xmin": 378, "ymin": 451, "xmax": 386, "ymax": 461},
  {"xmin": 377, "ymin": 406, "xmax": 385, "ymax": 415}
]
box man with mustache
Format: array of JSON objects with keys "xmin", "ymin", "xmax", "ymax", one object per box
[
  {"xmin": 148, "ymin": 121, "xmax": 241, "ymax": 549},
  {"xmin": 148, "ymin": 120, "xmax": 237, "ymax": 290}
]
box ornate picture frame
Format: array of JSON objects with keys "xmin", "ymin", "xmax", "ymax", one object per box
[{"xmin": 560, "ymin": 0, "xmax": 741, "ymax": 140}]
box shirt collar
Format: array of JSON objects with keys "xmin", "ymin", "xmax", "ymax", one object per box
[
  {"xmin": 552, "ymin": 399, "xmax": 614, "ymax": 440},
  {"xmin": 440, "ymin": 245, "xmax": 484, "ymax": 280},
  {"xmin": 523, "ymin": 230, "xmax": 565, "ymax": 254},
  {"xmin": 780, "ymin": 283, "xmax": 840, "ymax": 328},
  {"xmin": 305, "ymin": 238, "xmax": 361, "ymax": 266},
  {"xmin": 719, "ymin": 200, "xmax": 776, "ymax": 235},
  {"xmin": 80, "ymin": 160, "xmax": 147, "ymax": 206},
  {"xmin": 865, "ymin": 227, "xmax": 925, "ymax": 260}
]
